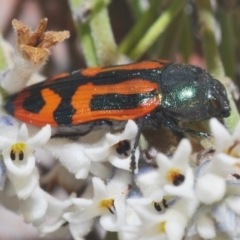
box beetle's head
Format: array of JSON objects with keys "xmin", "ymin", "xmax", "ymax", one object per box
[{"xmin": 206, "ymin": 78, "xmax": 231, "ymax": 118}]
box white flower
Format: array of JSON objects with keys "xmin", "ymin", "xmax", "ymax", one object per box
[
  {"xmin": 64, "ymin": 171, "xmax": 130, "ymax": 232},
  {"xmin": 39, "ymin": 216, "xmax": 94, "ymax": 240},
  {"xmin": 195, "ymin": 193, "xmax": 240, "ymax": 239},
  {"xmin": 125, "ymin": 198, "xmax": 188, "ymax": 240},
  {"xmin": 137, "ymin": 139, "xmax": 194, "ymax": 200},
  {"xmin": 196, "ymin": 209, "xmax": 216, "ymax": 239},
  {"xmin": 195, "ymin": 119, "xmax": 240, "ymax": 205},
  {"xmin": 18, "ymin": 187, "xmax": 73, "ymax": 226},
  {"xmin": 84, "ymin": 120, "xmax": 139, "ymax": 173},
  {"xmin": 195, "ymin": 177, "xmax": 240, "ymax": 238},
  {"xmin": 207, "ymin": 118, "xmax": 240, "ymax": 176},
  {"xmin": 0, "ymin": 122, "xmax": 74, "ymax": 225},
  {"xmin": 44, "ymin": 138, "xmax": 91, "ymax": 179},
  {"xmin": 196, "ymin": 173, "xmax": 226, "ymax": 204},
  {"xmin": 0, "ymin": 123, "xmax": 51, "ymax": 199},
  {"xmin": 210, "ymin": 118, "xmax": 240, "ymax": 155}
]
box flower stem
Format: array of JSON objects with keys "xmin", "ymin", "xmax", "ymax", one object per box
[
  {"xmin": 0, "ymin": 30, "xmax": 9, "ymax": 98},
  {"xmin": 179, "ymin": 11, "xmax": 194, "ymax": 62},
  {"xmin": 219, "ymin": 10, "xmax": 235, "ymax": 80},
  {"xmin": 104, "ymin": 231, "xmax": 118, "ymax": 240},
  {"xmin": 119, "ymin": 0, "xmax": 161, "ymax": 55},
  {"xmin": 196, "ymin": 0, "xmax": 239, "ymax": 133},
  {"xmin": 128, "ymin": 0, "xmax": 185, "ymax": 61},
  {"xmin": 151, "ymin": 9, "xmax": 184, "ymax": 59},
  {"xmin": 0, "ymin": 32, "xmax": 8, "ymax": 71},
  {"xmin": 77, "ymin": 22, "xmax": 99, "ymax": 67},
  {"xmin": 90, "ymin": 3, "xmax": 120, "ymax": 66}
]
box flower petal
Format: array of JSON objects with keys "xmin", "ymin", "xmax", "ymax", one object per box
[
  {"xmin": 92, "ymin": 177, "xmax": 109, "ymax": 200},
  {"xmin": 196, "ymin": 173, "xmax": 226, "ymax": 204},
  {"xmin": 100, "ymin": 197, "xmax": 126, "ymax": 231},
  {"xmin": 17, "ymin": 124, "xmax": 29, "ymax": 141},
  {"xmin": 210, "ymin": 118, "xmax": 232, "ymax": 152},
  {"xmin": 155, "ymin": 153, "xmax": 172, "ymax": 172},
  {"xmin": 8, "ymin": 168, "xmax": 39, "ymax": 199},
  {"xmin": 69, "ymin": 220, "xmax": 94, "ymax": 240},
  {"xmin": 197, "ymin": 211, "xmax": 216, "ymax": 239},
  {"xmin": 28, "ymin": 124, "xmax": 51, "ymax": 148},
  {"xmin": 0, "ymin": 136, "xmax": 13, "ymax": 149},
  {"xmin": 165, "ymin": 211, "xmax": 186, "ymax": 240},
  {"xmin": 109, "ymin": 149, "xmax": 139, "ymax": 173},
  {"xmin": 170, "ymin": 139, "xmax": 192, "ymax": 168},
  {"xmin": 39, "ymin": 218, "xmax": 67, "ymax": 235},
  {"xmin": 225, "ymin": 195, "xmax": 240, "ymax": 215},
  {"xmin": 19, "ymin": 187, "xmax": 48, "ymax": 224},
  {"xmin": 4, "ymin": 155, "xmax": 36, "ymax": 177},
  {"xmin": 164, "ymin": 168, "xmax": 194, "ymax": 199},
  {"xmin": 106, "ymin": 120, "xmax": 138, "ymax": 145},
  {"xmin": 45, "ymin": 138, "xmax": 91, "ymax": 179}
]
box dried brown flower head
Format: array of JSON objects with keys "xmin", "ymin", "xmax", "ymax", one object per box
[{"xmin": 12, "ymin": 18, "xmax": 70, "ymax": 64}]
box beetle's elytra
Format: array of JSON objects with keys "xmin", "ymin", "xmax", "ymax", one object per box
[{"xmin": 5, "ymin": 60, "xmax": 230, "ymax": 137}]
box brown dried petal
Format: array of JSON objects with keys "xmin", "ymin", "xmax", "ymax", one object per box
[
  {"xmin": 39, "ymin": 31, "xmax": 70, "ymax": 48},
  {"xmin": 12, "ymin": 19, "xmax": 31, "ymax": 45},
  {"xmin": 12, "ymin": 18, "xmax": 70, "ymax": 65},
  {"xmin": 21, "ymin": 45, "xmax": 50, "ymax": 64},
  {"xmin": 27, "ymin": 18, "xmax": 48, "ymax": 46}
]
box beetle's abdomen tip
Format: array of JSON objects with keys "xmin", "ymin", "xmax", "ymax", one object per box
[{"xmin": 4, "ymin": 96, "xmax": 15, "ymax": 116}]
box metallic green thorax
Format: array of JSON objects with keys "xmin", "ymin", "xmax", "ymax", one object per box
[{"xmin": 160, "ymin": 63, "xmax": 230, "ymax": 121}]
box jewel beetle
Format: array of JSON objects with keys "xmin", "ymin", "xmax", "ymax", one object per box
[{"xmin": 4, "ymin": 60, "xmax": 231, "ymax": 170}]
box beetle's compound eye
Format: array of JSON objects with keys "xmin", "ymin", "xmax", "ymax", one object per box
[
  {"xmin": 207, "ymin": 79, "xmax": 231, "ymax": 118},
  {"xmin": 208, "ymin": 93, "xmax": 221, "ymax": 113}
]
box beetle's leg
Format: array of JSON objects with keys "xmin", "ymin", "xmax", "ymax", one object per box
[
  {"xmin": 130, "ymin": 117, "xmax": 146, "ymax": 174},
  {"xmin": 163, "ymin": 118, "xmax": 211, "ymax": 138}
]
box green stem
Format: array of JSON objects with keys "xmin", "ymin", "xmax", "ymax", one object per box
[
  {"xmin": 77, "ymin": 23, "xmax": 98, "ymax": 67},
  {"xmin": 127, "ymin": 0, "xmax": 148, "ymax": 20},
  {"xmin": 179, "ymin": 12, "xmax": 193, "ymax": 62},
  {"xmin": 104, "ymin": 231, "xmax": 118, "ymax": 240},
  {"xmin": 152, "ymin": 9, "xmax": 184, "ymax": 59},
  {"xmin": 90, "ymin": 5, "xmax": 120, "ymax": 66},
  {"xmin": 129, "ymin": 0, "xmax": 185, "ymax": 61},
  {"xmin": 196, "ymin": 0, "xmax": 224, "ymax": 76},
  {"xmin": 119, "ymin": 0, "xmax": 161, "ymax": 55},
  {"xmin": 219, "ymin": 10, "xmax": 235, "ymax": 80},
  {"xmin": 69, "ymin": 0, "xmax": 98, "ymax": 67},
  {"xmin": 196, "ymin": 0, "xmax": 239, "ymax": 133},
  {"xmin": 0, "ymin": 30, "xmax": 9, "ymax": 98},
  {"xmin": 0, "ymin": 34, "xmax": 8, "ymax": 71},
  {"xmin": 233, "ymin": 12, "xmax": 240, "ymax": 57}
]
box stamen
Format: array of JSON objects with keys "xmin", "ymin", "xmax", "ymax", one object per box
[
  {"xmin": 158, "ymin": 221, "xmax": 166, "ymax": 233},
  {"xmin": 225, "ymin": 140, "xmax": 240, "ymax": 158},
  {"xmin": 10, "ymin": 150, "xmax": 15, "ymax": 160},
  {"xmin": 115, "ymin": 140, "xmax": 131, "ymax": 156},
  {"xmin": 10, "ymin": 142, "xmax": 26, "ymax": 161},
  {"xmin": 99, "ymin": 199, "xmax": 115, "ymax": 214},
  {"xmin": 19, "ymin": 150, "xmax": 24, "ymax": 161},
  {"xmin": 154, "ymin": 202, "xmax": 162, "ymax": 212},
  {"xmin": 166, "ymin": 168, "xmax": 185, "ymax": 186}
]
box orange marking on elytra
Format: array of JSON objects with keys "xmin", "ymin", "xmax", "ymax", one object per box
[
  {"xmin": 13, "ymin": 88, "xmax": 61, "ymax": 126},
  {"xmin": 71, "ymin": 79, "xmax": 160, "ymax": 124},
  {"xmin": 81, "ymin": 60, "xmax": 167, "ymax": 77}
]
